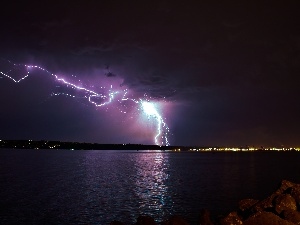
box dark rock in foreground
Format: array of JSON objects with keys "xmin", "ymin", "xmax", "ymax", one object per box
[
  {"xmin": 136, "ymin": 215, "xmax": 157, "ymax": 225},
  {"xmin": 198, "ymin": 209, "xmax": 214, "ymax": 225},
  {"xmin": 110, "ymin": 180, "xmax": 300, "ymax": 225},
  {"xmin": 219, "ymin": 180, "xmax": 300, "ymax": 225},
  {"xmin": 161, "ymin": 215, "xmax": 189, "ymax": 225},
  {"xmin": 238, "ymin": 199, "xmax": 259, "ymax": 212},
  {"xmin": 243, "ymin": 211, "xmax": 294, "ymax": 225}
]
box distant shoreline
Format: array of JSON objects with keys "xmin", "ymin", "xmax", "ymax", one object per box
[{"xmin": 0, "ymin": 139, "xmax": 299, "ymax": 152}]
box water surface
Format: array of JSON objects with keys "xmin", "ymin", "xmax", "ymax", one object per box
[{"xmin": 0, "ymin": 150, "xmax": 299, "ymax": 224}]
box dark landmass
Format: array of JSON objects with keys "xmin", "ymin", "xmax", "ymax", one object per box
[
  {"xmin": 0, "ymin": 140, "xmax": 299, "ymax": 152},
  {"xmin": 0, "ymin": 139, "xmax": 187, "ymax": 151},
  {"xmin": 111, "ymin": 180, "xmax": 300, "ymax": 225}
]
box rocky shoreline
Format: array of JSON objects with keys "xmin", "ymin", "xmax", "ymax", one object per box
[{"xmin": 110, "ymin": 180, "xmax": 300, "ymax": 225}]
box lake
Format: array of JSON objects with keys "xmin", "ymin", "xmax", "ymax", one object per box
[{"xmin": 0, "ymin": 149, "xmax": 299, "ymax": 224}]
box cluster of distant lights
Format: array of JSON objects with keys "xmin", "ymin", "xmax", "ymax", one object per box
[
  {"xmin": 189, "ymin": 147, "xmax": 300, "ymax": 151},
  {"xmin": 0, "ymin": 60, "xmax": 170, "ymax": 146},
  {"xmin": 1, "ymin": 140, "xmax": 300, "ymax": 151},
  {"xmin": 0, "ymin": 139, "xmax": 60, "ymax": 149}
]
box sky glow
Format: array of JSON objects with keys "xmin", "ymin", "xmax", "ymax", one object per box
[{"xmin": 1, "ymin": 1, "xmax": 300, "ymax": 146}]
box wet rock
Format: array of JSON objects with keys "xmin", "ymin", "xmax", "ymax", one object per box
[
  {"xmin": 161, "ymin": 215, "xmax": 189, "ymax": 225},
  {"xmin": 275, "ymin": 194, "xmax": 297, "ymax": 214},
  {"xmin": 110, "ymin": 221, "xmax": 125, "ymax": 225},
  {"xmin": 282, "ymin": 209, "xmax": 300, "ymax": 224},
  {"xmin": 290, "ymin": 184, "xmax": 300, "ymax": 205},
  {"xmin": 219, "ymin": 211, "xmax": 243, "ymax": 225},
  {"xmin": 198, "ymin": 209, "xmax": 214, "ymax": 225},
  {"xmin": 135, "ymin": 215, "xmax": 156, "ymax": 225},
  {"xmin": 238, "ymin": 199, "xmax": 259, "ymax": 212},
  {"xmin": 243, "ymin": 211, "xmax": 295, "ymax": 225}
]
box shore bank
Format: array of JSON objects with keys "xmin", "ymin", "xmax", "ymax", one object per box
[{"xmin": 110, "ymin": 180, "xmax": 300, "ymax": 225}]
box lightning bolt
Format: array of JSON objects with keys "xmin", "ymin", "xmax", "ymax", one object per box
[
  {"xmin": 0, "ymin": 60, "xmax": 170, "ymax": 146},
  {"xmin": 141, "ymin": 101, "xmax": 170, "ymax": 146}
]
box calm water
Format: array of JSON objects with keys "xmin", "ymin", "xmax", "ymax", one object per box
[{"xmin": 0, "ymin": 150, "xmax": 300, "ymax": 224}]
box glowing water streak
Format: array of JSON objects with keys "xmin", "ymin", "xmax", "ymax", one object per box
[{"xmin": 0, "ymin": 61, "xmax": 170, "ymax": 145}]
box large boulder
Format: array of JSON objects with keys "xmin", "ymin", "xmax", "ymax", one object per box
[
  {"xmin": 243, "ymin": 211, "xmax": 295, "ymax": 225},
  {"xmin": 282, "ymin": 210, "xmax": 300, "ymax": 225},
  {"xmin": 161, "ymin": 215, "xmax": 189, "ymax": 225},
  {"xmin": 219, "ymin": 211, "xmax": 243, "ymax": 225},
  {"xmin": 290, "ymin": 184, "xmax": 300, "ymax": 205},
  {"xmin": 277, "ymin": 180, "xmax": 296, "ymax": 194},
  {"xmin": 250, "ymin": 180, "xmax": 296, "ymax": 213},
  {"xmin": 238, "ymin": 199, "xmax": 259, "ymax": 212},
  {"xmin": 274, "ymin": 194, "xmax": 297, "ymax": 214},
  {"xmin": 198, "ymin": 209, "xmax": 214, "ymax": 225},
  {"xmin": 251, "ymin": 194, "xmax": 277, "ymax": 213},
  {"xmin": 135, "ymin": 215, "xmax": 156, "ymax": 225}
]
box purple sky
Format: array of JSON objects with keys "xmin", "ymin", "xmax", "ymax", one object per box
[{"xmin": 0, "ymin": 1, "xmax": 300, "ymax": 147}]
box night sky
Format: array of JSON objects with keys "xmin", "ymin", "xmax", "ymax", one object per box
[{"xmin": 0, "ymin": 1, "xmax": 300, "ymax": 147}]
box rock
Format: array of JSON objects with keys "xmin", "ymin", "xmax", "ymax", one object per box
[
  {"xmin": 161, "ymin": 215, "xmax": 189, "ymax": 225},
  {"xmin": 238, "ymin": 199, "xmax": 259, "ymax": 212},
  {"xmin": 110, "ymin": 221, "xmax": 125, "ymax": 225},
  {"xmin": 135, "ymin": 215, "xmax": 156, "ymax": 225},
  {"xmin": 219, "ymin": 211, "xmax": 243, "ymax": 225},
  {"xmin": 277, "ymin": 180, "xmax": 296, "ymax": 194},
  {"xmin": 274, "ymin": 194, "xmax": 297, "ymax": 214},
  {"xmin": 251, "ymin": 194, "xmax": 276, "ymax": 212},
  {"xmin": 198, "ymin": 209, "xmax": 214, "ymax": 225},
  {"xmin": 290, "ymin": 184, "xmax": 300, "ymax": 205},
  {"xmin": 243, "ymin": 211, "xmax": 295, "ymax": 225},
  {"xmin": 283, "ymin": 209, "xmax": 300, "ymax": 224},
  {"xmin": 282, "ymin": 210, "xmax": 300, "ymax": 225},
  {"xmin": 250, "ymin": 180, "xmax": 298, "ymax": 214}
]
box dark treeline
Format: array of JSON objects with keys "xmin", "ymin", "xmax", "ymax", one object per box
[{"xmin": 0, "ymin": 140, "xmax": 188, "ymax": 151}]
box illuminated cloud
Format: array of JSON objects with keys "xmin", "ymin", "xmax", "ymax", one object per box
[{"xmin": 0, "ymin": 60, "xmax": 170, "ymax": 146}]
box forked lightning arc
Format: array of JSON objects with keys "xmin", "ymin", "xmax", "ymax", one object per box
[{"xmin": 0, "ymin": 60, "xmax": 170, "ymax": 146}]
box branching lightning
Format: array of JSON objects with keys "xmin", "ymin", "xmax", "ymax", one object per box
[{"xmin": 0, "ymin": 60, "xmax": 170, "ymax": 146}]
